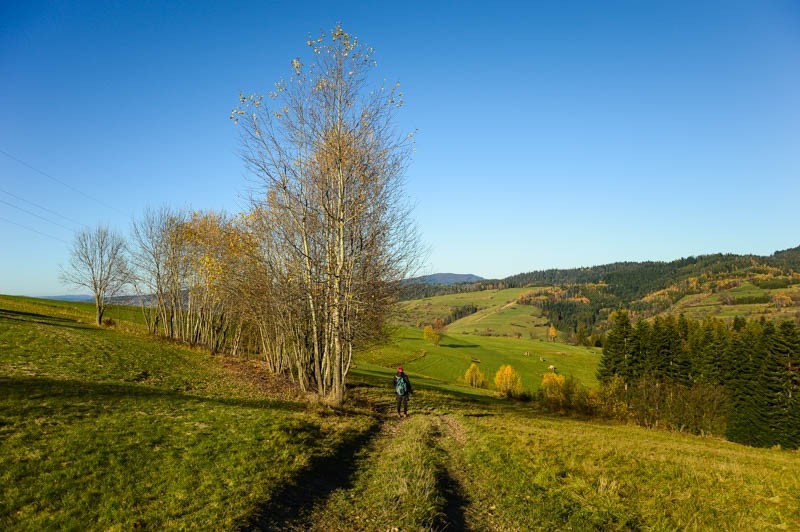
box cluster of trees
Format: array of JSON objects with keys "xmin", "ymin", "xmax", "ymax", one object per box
[
  {"xmin": 443, "ymin": 304, "xmax": 478, "ymax": 325},
  {"xmin": 463, "ymin": 363, "xmax": 523, "ymax": 398},
  {"xmin": 598, "ymin": 311, "xmax": 800, "ymax": 448},
  {"xmin": 61, "ymin": 26, "xmax": 418, "ymax": 406}
]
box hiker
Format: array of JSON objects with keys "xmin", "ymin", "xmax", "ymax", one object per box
[{"xmin": 394, "ymin": 367, "xmax": 413, "ymax": 417}]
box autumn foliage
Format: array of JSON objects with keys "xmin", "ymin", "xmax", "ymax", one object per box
[
  {"xmin": 541, "ymin": 372, "xmax": 566, "ymax": 407},
  {"xmin": 423, "ymin": 325, "xmax": 441, "ymax": 346},
  {"xmin": 465, "ymin": 363, "xmax": 488, "ymax": 388},
  {"xmin": 494, "ymin": 364, "xmax": 523, "ymax": 398}
]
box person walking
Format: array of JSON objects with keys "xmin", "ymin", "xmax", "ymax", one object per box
[{"xmin": 394, "ymin": 367, "xmax": 413, "ymax": 417}]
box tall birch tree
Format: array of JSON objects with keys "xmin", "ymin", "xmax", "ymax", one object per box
[{"xmin": 233, "ymin": 24, "xmax": 419, "ymax": 405}]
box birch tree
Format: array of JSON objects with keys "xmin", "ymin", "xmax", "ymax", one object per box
[{"xmin": 233, "ymin": 24, "xmax": 419, "ymax": 405}]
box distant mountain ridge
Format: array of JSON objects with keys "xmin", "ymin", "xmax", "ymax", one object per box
[
  {"xmin": 42, "ymin": 295, "xmax": 94, "ymax": 302},
  {"xmin": 406, "ymin": 273, "xmax": 484, "ymax": 285}
]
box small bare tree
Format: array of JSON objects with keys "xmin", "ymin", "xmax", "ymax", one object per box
[{"xmin": 61, "ymin": 225, "xmax": 129, "ymax": 325}]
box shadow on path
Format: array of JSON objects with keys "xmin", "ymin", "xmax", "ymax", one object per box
[
  {"xmin": 434, "ymin": 466, "xmax": 470, "ymax": 531},
  {"xmin": 240, "ymin": 416, "xmax": 384, "ymax": 531}
]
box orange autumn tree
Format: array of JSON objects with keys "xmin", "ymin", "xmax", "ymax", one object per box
[
  {"xmin": 178, "ymin": 211, "xmax": 256, "ymax": 354},
  {"xmin": 541, "ymin": 372, "xmax": 567, "ymax": 408}
]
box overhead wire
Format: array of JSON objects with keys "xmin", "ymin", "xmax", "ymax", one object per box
[
  {"xmin": 0, "ymin": 148, "xmax": 126, "ymax": 215},
  {"xmin": 0, "ymin": 187, "xmax": 86, "ymax": 228},
  {"xmin": 0, "ymin": 198, "xmax": 77, "ymax": 232},
  {"xmin": 0, "ymin": 216, "xmax": 69, "ymax": 244}
]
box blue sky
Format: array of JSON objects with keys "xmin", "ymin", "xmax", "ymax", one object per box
[{"xmin": 1, "ymin": 1, "xmax": 799, "ymax": 296}]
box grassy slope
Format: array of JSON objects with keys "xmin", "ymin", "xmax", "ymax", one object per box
[
  {"xmin": 312, "ymin": 373, "xmax": 800, "ymax": 530},
  {"xmin": 396, "ymin": 287, "xmax": 528, "ymax": 326},
  {"xmin": 359, "ymin": 326, "xmax": 599, "ymax": 394},
  {"xmin": 5, "ymin": 294, "xmax": 800, "ymax": 530},
  {"xmin": 368, "ymin": 287, "xmax": 600, "ymax": 394},
  {"xmin": 661, "ymin": 280, "xmax": 800, "ymax": 321},
  {"xmin": 0, "ymin": 296, "xmax": 375, "ymax": 530}
]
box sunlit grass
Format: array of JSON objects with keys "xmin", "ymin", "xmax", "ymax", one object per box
[{"xmin": 0, "ymin": 295, "xmax": 374, "ymax": 529}]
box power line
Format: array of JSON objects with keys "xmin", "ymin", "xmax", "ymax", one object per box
[
  {"xmin": 0, "ymin": 198, "xmax": 76, "ymax": 232},
  {"xmin": 0, "ymin": 187, "xmax": 85, "ymax": 227},
  {"xmin": 0, "ymin": 216, "xmax": 69, "ymax": 244},
  {"xmin": 0, "ymin": 148, "xmax": 126, "ymax": 215}
]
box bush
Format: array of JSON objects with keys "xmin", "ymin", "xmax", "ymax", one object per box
[
  {"xmin": 102, "ymin": 317, "xmax": 116, "ymax": 327},
  {"xmin": 494, "ymin": 364, "xmax": 523, "ymax": 398},
  {"xmin": 464, "ymin": 363, "xmax": 488, "ymax": 388},
  {"xmin": 540, "ymin": 373, "xmax": 596, "ymax": 415},
  {"xmin": 594, "ymin": 377, "xmax": 730, "ymax": 436}
]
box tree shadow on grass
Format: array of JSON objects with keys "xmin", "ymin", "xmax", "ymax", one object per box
[
  {"xmin": 0, "ymin": 308, "xmax": 95, "ymax": 331},
  {"xmin": 434, "ymin": 466, "xmax": 470, "ymax": 531},
  {"xmin": 0, "ymin": 376, "xmax": 306, "ymax": 417},
  {"xmin": 240, "ymin": 418, "xmax": 383, "ymax": 531},
  {"xmin": 441, "ymin": 343, "xmax": 479, "ymax": 348}
]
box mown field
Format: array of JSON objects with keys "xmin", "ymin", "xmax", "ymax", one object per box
[{"xmin": 3, "ymin": 294, "xmax": 800, "ymax": 530}]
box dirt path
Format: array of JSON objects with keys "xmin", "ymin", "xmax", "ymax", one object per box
[{"xmin": 248, "ymin": 406, "xmax": 476, "ymax": 530}]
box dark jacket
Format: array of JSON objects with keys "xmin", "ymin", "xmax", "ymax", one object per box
[{"xmin": 393, "ymin": 372, "xmax": 412, "ymax": 396}]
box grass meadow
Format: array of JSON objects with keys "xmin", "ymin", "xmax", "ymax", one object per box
[
  {"xmin": 3, "ymin": 293, "xmax": 800, "ymax": 529},
  {"xmin": 0, "ymin": 295, "xmax": 376, "ymax": 529}
]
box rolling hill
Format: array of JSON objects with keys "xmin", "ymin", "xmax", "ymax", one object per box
[
  {"xmin": 3, "ymin": 294, "xmax": 800, "ymax": 529},
  {"xmin": 402, "ymin": 245, "xmax": 800, "ymax": 338}
]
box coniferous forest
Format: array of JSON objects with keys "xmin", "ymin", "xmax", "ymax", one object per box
[{"xmin": 598, "ymin": 311, "xmax": 800, "ymax": 448}]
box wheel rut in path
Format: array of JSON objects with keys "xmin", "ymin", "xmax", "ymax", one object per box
[
  {"xmin": 240, "ymin": 412, "xmax": 386, "ymax": 531},
  {"xmin": 431, "ymin": 414, "xmax": 471, "ymax": 531}
]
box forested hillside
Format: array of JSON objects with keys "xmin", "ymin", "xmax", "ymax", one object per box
[{"xmin": 402, "ymin": 246, "xmax": 800, "ymax": 342}]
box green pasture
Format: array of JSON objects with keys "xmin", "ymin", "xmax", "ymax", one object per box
[
  {"xmin": 357, "ymin": 326, "xmax": 600, "ymax": 394},
  {"xmin": 0, "ymin": 295, "xmax": 374, "ymax": 530},
  {"xmin": 447, "ymin": 301, "xmax": 549, "ymax": 337},
  {"xmin": 397, "ymin": 287, "xmax": 528, "ymax": 326},
  {"xmin": 668, "ymin": 280, "xmax": 800, "ymax": 322},
  {"xmin": 5, "ymin": 292, "xmax": 800, "ymax": 530}
]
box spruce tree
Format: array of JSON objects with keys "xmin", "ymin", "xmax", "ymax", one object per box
[
  {"xmin": 598, "ymin": 311, "xmax": 632, "ymax": 383},
  {"xmin": 725, "ymin": 322, "xmax": 761, "ymax": 446}
]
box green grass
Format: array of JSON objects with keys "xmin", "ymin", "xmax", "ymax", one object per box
[
  {"xmin": 396, "ymin": 287, "xmax": 530, "ymax": 327},
  {"xmin": 454, "ymin": 406, "xmax": 800, "ymax": 530},
  {"xmin": 668, "ymin": 280, "xmax": 800, "ymax": 322},
  {"xmin": 0, "ymin": 295, "xmax": 374, "ymax": 529},
  {"xmin": 4, "ymin": 293, "xmax": 800, "ymax": 530},
  {"xmin": 314, "ymin": 373, "xmax": 800, "ymax": 530},
  {"xmin": 447, "ymin": 300, "xmax": 550, "ymax": 338},
  {"xmin": 359, "ymin": 326, "xmax": 600, "ymax": 394}
]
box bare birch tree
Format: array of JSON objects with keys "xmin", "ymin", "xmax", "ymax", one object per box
[
  {"xmin": 61, "ymin": 225, "xmax": 129, "ymax": 325},
  {"xmin": 233, "ymin": 24, "xmax": 420, "ymax": 405}
]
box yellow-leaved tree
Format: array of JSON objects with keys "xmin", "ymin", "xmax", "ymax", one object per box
[
  {"xmin": 494, "ymin": 364, "xmax": 523, "ymax": 398},
  {"xmin": 465, "ymin": 363, "xmax": 488, "ymax": 388},
  {"xmin": 548, "ymin": 324, "xmax": 558, "ymax": 342},
  {"xmin": 541, "ymin": 372, "xmax": 566, "ymax": 408},
  {"xmin": 423, "ymin": 325, "xmax": 441, "ymax": 346}
]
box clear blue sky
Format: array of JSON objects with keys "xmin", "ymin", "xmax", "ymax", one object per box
[{"xmin": 1, "ymin": 1, "xmax": 799, "ymax": 296}]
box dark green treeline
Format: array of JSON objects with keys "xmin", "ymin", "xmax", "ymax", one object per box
[{"xmin": 598, "ymin": 311, "xmax": 800, "ymax": 448}]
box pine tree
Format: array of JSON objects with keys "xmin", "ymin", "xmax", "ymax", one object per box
[
  {"xmin": 627, "ymin": 318, "xmax": 651, "ymax": 381},
  {"xmin": 725, "ymin": 323, "xmax": 761, "ymax": 446},
  {"xmin": 598, "ymin": 311, "xmax": 632, "ymax": 383}
]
